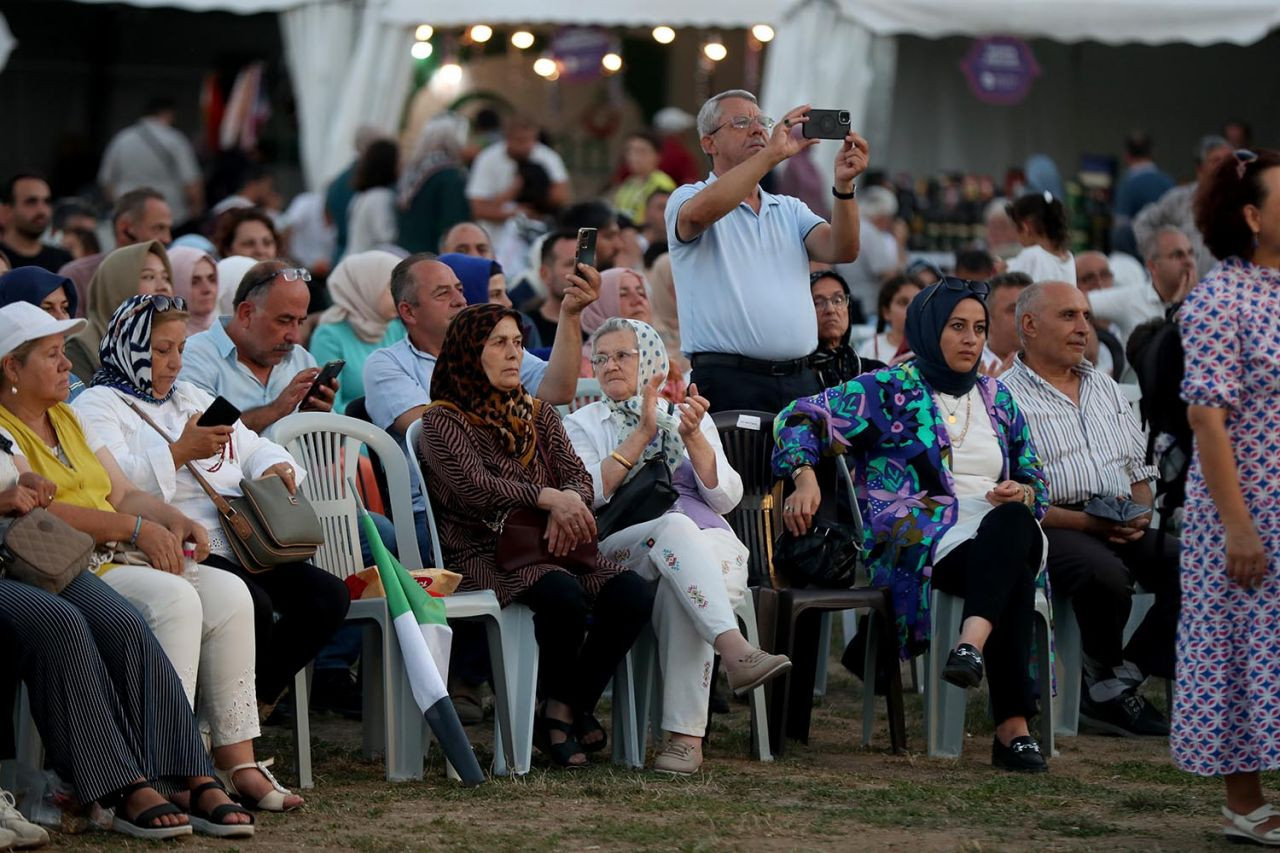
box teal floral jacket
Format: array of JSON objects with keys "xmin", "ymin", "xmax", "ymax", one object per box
[{"xmin": 772, "ymin": 362, "xmax": 1049, "ymax": 656}]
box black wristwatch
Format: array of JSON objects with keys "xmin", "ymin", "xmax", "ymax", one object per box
[{"xmin": 832, "ymin": 185, "xmax": 856, "ymax": 200}]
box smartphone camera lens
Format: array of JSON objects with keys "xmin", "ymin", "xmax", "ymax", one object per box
[{"xmin": 838, "ymin": 110, "xmax": 850, "ymax": 124}]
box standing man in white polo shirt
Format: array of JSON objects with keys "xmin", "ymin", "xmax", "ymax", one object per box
[{"xmin": 666, "ymin": 89, "xmax": 869, "ymax": 413}]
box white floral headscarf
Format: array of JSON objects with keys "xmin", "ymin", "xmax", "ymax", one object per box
[{"xmin": 600, "ymin": 319, "xmax": 684, "ymax": 482}]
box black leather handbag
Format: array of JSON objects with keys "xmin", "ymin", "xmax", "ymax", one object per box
[
  {"xmin": 772, "ymin": 519, "xmax": 863, "ymax": 589},
  {"xmin": 596, "ymin": 456, "xmax": 679, "ymax": 541}
]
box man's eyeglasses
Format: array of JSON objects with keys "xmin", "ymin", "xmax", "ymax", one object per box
[
  {"xmin": 709, "ymin": 114, "xmax": 775, "ymax": 135},
  {"xmin": 1235, "ymin": 148, "xmax": 1258, "ymax": 179},
  {"xmin": 242, "ymin": 266, "xmax": 312, "ymax": 295},
  {"xmin": 813, "ymin": 295, "xmax": 849, "ymax": 310},
  {"xmin": 590, "ymin": 349, "xmax": 639, "ymax": 369},
  {"xmin": 918, "ymin": 276, "xmax": 990, "ymax": 311}
]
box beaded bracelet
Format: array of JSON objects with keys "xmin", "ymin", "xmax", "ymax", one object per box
[{"xmin": 129, "ymin": 515, "xmax": 143, "ymax": 546}]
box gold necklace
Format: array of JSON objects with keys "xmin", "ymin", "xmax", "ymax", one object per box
[
  {"xmin": 937, "ymin": 392, "xmax": 964, "ymax": 425},
  {"xmin": 939, "ymin": 392, "xmax": 973, "ymax": 448}
]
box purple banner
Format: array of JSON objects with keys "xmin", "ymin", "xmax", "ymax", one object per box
[
  {"xmin": 550, "ymin": 27, "xmax": 612, "ymax": 82},
  {"xmin": 961, "ymin": 37, "xmax": 1040, "ymax": 105}
]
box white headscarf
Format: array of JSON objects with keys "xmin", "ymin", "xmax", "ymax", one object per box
[
  {"xmin": 319, "ymin": 250, "xmax": 400, "ymax": 343},
  {"xmin": 598, "ymin": 319, "xmax": 684, "ymax": 481},
  {"xmin": 215, "ymin": 255, "xmax": 257, "ymax": 316}
]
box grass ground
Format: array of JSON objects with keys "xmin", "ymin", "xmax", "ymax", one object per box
[{"xmin": 48, "ymin": 662, "xmax": 1252, "ymax": 851}]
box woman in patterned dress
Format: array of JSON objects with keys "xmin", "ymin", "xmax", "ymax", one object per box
[
  {"xmin": 418, "ymin": 303, "xmax": 653, "ymax": 768},
  {"xmin": 1173, "ymin": 148, "xmax": 1280, "ymax": 845},
  {"xmin": 774, "ymin": 278, "xmax": 1052, "ymax": 772}
]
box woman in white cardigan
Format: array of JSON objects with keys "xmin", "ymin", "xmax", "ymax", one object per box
[
  {"xmin": 71, "ymin": 295, "xmax": 352, "ymax": 811},
  {"xmin": 563, "ymin": 318, "xmax": 791, "ymax": 775}
]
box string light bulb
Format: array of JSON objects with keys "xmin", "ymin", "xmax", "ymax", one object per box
[
  {"xmin": 751, "ymin": 24, "xmax": 775, "ymax": 43},
  {"xmin": 652, "ymin": 26, "xmax": 675, "ymax": 44},
  {"xmin": 469, "ymin": 24, "xmax": 493, "ymax": 43},
  {"xmin": 533, "ymin": 57, "xmax": 558, "ymax": 78},
  {"xmin": 410, "ymin": 41, "xmax": 433, "ymax": 60},
  {"xmin": 436, "ymin": 63, "xmax": 463, "ymax": 85},
  {"xmin": 703, "ymin": 38, "xmax": 727, "ymax": 62},
  {"xmin": 511, "ymin": 30, "xmax": 535, "ymax": 50},
  {"xmin": 415, "ymin": 24, "xmax": 434, "ymax": 41},
  {"xmin": 601, "ymin": 52, "xmax": 622, "ymax": 73}
]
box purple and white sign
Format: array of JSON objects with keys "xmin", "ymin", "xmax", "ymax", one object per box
[
  {"xmin": 550, "ymin": 26, "xmax": 612, "ymax": 82},
  {"xmin": 960, "ymin": 37, "xmax": 1040, "ymax": 105}
]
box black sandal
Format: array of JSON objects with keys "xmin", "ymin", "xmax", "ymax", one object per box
[
  {"xmin": 574, "ymin": 712, "xmax": 608, "ymax": 754},
  {"xmin": 534, "ymin": 714, "xmax": 588, "ymax": 768},
  {"xmin": 188, "ymin": 780, "xmax": 256, "ymax": 838},
  {"xmin": 109, "ymin": 780, "xmax": 192, "ymax": 840}
]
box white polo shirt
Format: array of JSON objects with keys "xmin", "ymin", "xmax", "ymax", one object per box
[{"xmin": 666, "ymin": 173, "xmax": 825, "ymax": 361}]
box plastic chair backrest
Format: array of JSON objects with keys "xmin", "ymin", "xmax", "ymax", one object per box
[
  {"xmin": 274, "ymin": 412, "xmax": 425, "ymax": 578},
  {"xmin": 568, "ymin": 377, "xmax": 603, "ymax": 413},
  {"xmin": 342, "ymin": 396, "xmax": 392, "ymax": 514},
  {"xmin": 711, "ymin": 410, "xmax": 780, "ymax": 586},
  {"xmin": 403, "ymin": 418, "xmax": 446, "ymax": 570}
]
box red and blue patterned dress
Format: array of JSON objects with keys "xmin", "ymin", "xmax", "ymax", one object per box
[{"xmin": 1173, "ymin": 257, "xmax": 1280, "ymax": 775}]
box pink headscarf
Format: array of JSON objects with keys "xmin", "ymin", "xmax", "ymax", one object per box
[
  {"xmin": 167, "ymin": 246, "xmax": 219, "ymax": 334},
  {"xmin": 580, "ymin": 268, "xmax": 646, "ymax": 338}
]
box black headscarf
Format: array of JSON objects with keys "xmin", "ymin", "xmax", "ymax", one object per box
[{"xmin": 904, "ymin": 278, "xmax": 989, "ymax": 397}]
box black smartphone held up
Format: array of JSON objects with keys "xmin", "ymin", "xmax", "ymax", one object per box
[
  {"xmin": 304, "ymin": 360, "xmax": 345, "ymax": 404},
  {"xmin": 802, "ymin": 109, "xmax": 852, "ymax": 140},
  {"xmin": 196, "ymin": 395, "xmax": 241, "ymax": 428},
  {"xmin": 574, "ymin": 227, "xmax": 597, "ymax": 271}
]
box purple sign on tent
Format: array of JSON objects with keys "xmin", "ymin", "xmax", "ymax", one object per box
[
  {"xmin": 960, "ymin": 37, "xmax": 1040, "ymax": 105},
  {"xmin": 551, "ymin": 27, "xmax": 611, "ymax": 82}
]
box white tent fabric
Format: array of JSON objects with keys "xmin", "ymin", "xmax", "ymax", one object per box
[
  {"xmin": 378, "ymin": 0, "xmax": 782, "ymax": 28},
  {"xmin": 71, "ymin": 0, "xmax": 303, "ymax": 10},
  {"xmin": 0, "ymin": 13, "xmax": 14, "ymax": 75},
  {"xmin": 281, "ymin": 0, "xmax": 414, "ymax": 189}
]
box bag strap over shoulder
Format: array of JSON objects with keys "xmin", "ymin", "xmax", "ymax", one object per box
[{"xmin": 120, "ymin": 397, "xmax": 253, "ymax": 537}]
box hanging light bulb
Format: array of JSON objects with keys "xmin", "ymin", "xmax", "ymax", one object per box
[
  {"xmin": 436, "ymin": 62, "xmax": 463, "ymax": 85},
  {"xmin": 533, "ymin": 57, "xmax": 558, "ymax": 78},
  {"xmin": 601, "ymin": 52, "xmax": 622, "ymax": 73},
  {"xmin": 410, "ymin": 41, "xmax": 434, "ymax": 60},
  {"xmin": 415, "ymin": 24, "xmax": 434, "ymax": 41},
  {"xmin": 511, "ymin": 30, "xmax": 535, "ymax": 50},
  {"xmin": 751, "ymin": 24, "xmax": 775, "ymax": 43},
  {"xmin": 469, "ymin": 24, "xmax": 493, "ymax": 43},
  {"xmin": 702, "ymin": 38, "xmax": 727, "ymax": 62},
  {"xmin": 652, "ymin": 26, "xmax": 676, "ymax": 44}
]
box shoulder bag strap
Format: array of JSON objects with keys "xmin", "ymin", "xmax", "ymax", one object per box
[
  {"xmin": 529, "ymin": 399, "xmax": 560, "ymax": 489},
  {"xmin": 120, "ymin": 397, "xmax": 251, "ymax": 535}
]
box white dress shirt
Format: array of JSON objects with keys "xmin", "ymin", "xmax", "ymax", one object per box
[
  {"xmin": 72, "ymin": 381, "xmax": 304, "ymax": 557},
  {"xmin": 561, "ymin": 401, "xmax": 742, "ymax": 514}
]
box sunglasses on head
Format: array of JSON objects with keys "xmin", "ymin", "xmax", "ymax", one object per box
[
  {"xmin": 918, "ymin": 276, "xmax": 990, "ymax": 311},
  {"xmin": 242, "ymin": 266, "xmax": 313, "ymax": 295},
  {"xmin": 1235, "ymin": 148, "xmax": 1258, "ymax": 180},
  {"xmin": 142, "ymin": 294, "xmax": 187, "ymax": 312}
]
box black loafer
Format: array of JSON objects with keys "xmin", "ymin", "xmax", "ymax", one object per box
[
  {"xmin": 992, "ymin": 735, "xmax": 1048, "ymax": 773},
  {"xmin": 941, "ymin": 643, "xmax": 984, "ymax": 689}
]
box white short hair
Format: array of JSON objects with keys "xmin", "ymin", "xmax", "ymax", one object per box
[{"xmin": 696, "ymin": 90, "xmax": 758, "ymax": 138}]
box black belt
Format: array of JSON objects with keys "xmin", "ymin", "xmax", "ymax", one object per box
[{"xmin": 691, "ymin": 352, "xmax": 812, "ymax": 377}]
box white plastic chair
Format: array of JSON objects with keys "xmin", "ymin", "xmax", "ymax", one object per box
[
  {"xmin": 405, "ymin": 417, "xmax": 539, "ymax": 776},
  {"xmin": 920, "ymin": 589, "xmax": 1055, "ymax": 758},
  {"xmin": 276, "ymin": 412, "xmax": 432, "ymax": 784}
]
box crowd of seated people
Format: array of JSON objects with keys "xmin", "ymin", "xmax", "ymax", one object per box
[{"xmin": 0, "ymin": 88, "xmax": 1273, "ymax": 849}]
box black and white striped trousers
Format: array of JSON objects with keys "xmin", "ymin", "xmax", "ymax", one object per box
[{"xmin": 0, "ymin": 571, "xmax": 213, "ymax": 804}]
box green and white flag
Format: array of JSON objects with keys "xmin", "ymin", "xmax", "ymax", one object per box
[{"xmin": 352, "ymin": 482, "xmax": 483, "ymax": 785}]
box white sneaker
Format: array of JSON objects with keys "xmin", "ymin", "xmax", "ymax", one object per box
[
  {"xmin": 0, "ymin": 826, "xmax": 17, "ymax": 851},
  {"xmin": 0, "ymin": 791, "xmax": 48, "ymax": 850}
]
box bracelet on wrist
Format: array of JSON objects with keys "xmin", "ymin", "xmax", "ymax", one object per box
[
  {"xmin": 832, "ymin": 184, "xmax": 856, "ymax": 200},
  {"xmin": 610, "ymin": 451, "xmax": 634, "ymax": 471},
  {"xmin": 791, "ymin": 464, "xmax": 814, "ymax": 481},
  {"xmin": 129, "ymin": 514, "xmax": 143, "ymax": 546}
]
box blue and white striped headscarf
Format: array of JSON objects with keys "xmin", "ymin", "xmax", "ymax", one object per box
[{"xmin": 90, "ymin": 294, "xmax": 185, "ymax": 404}]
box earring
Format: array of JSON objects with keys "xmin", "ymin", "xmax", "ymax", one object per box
[{"xmin": 9, "ymin": 387, "xmax": 16, "ymax": 395}]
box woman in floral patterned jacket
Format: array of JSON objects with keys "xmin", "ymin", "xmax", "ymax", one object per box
[{"xmin": 773, "ymin": 278, "xmax": 1052, "ymax": 772}]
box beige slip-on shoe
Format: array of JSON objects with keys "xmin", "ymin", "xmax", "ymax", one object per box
[{"xmin": 727, "ymin": 649, "xmax": 792, "ymax": 696}]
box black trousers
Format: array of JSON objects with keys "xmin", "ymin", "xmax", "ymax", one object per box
[
  {"xmin": 691, "ymin": 362, "xmax": 824, "ymax": 415},
  {"xmin": 203, "ymin": 554, "xmax": 351, "ymax": 702},
  {"xmin": 1044, "ymin": 526, "xmax": 1181, "ymax": 680},
  {"xmin": 516, "ymin": 571, "xmax": 653, "ymax": 714},
  {"xmin": 0, "ymin": 572, "xmax": 212, "ymax": 804},
  {"xmin": 932, "ymin": 503, "xmax": 1044, "ymax": 725}
]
